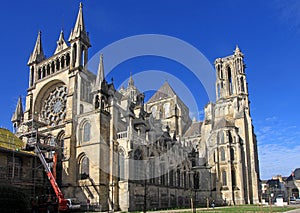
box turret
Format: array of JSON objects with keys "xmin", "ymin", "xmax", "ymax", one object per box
[
  {"xmin": 68, "ymin": 2, "xmax": 91, "ymax": 69},
  {"xmin": 27, "ymin": 31, "xmax": 45, "ymax": 87},
  {"xmin": 27, "ymin": 31, "xmax": 45, "ymax": 66},
  {"xmin": 95, "ymin": 54, "xmax": 105, "ymax": 90},
  {"xmin": 54, "ymin": 30, "xmax": 68, "ymax": 54},
  {"xmin": 11, "ymin": 96, "xmax": 24, "ymax": 133}
]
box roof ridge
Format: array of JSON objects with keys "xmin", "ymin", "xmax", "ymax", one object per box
[{"xmin": 147, "ymin": 81, "xmax": 177, "ymax": 103}]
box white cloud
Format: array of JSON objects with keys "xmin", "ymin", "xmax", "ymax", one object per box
[
  {"xmin": 258, "ymin": 143, "xmax": 300, "ymax": 180},
  {"xmin": 255, "ymin": 116, "xmax": 300, "ymax": 179}
]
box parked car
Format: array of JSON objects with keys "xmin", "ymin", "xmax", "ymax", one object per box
[
  {"xmin": 289, "ymin": 196, "xmax": 300, "ymax": 204},
  {"xmin": 66, "ymin": 198, "xmax": 81, "ymax": 210}
]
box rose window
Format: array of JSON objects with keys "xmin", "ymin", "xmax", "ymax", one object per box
[{"xmin": 41, "ymin": 86, "xmax": 67, "ymax": 126}]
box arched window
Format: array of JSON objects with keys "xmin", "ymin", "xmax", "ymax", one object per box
[
  {"xmin": 61, "ymin": 56, "xmax": 65, "ymax": 69},
  {"xmin": 38, "ymin": 68, "xmax": 42, "ymax": 80},
  {"xmin": 222, "ymin": 170, "xmax": 227, "ymax": 186},
  {"xmin": 240, "ymin": 77, "xmax": 245, "ymax": 92},
  {"xmin": 72, "ymin": 43, "xmax": 77, "ymax": 67},
  {"xmin": 227, "ymin": 66, "xmax": 233, "ymax": 95},
  {"xmin": 151, "ymin": 106, "xmax": 157, "ymax": 118},
  {"xmin": 30, "ymin": 66, "xmax": 34, "ymax": 86},
  {"xmin": 220, "ymin": 147, "xmax": 225, "ymax": 161},
  {"xmin": 66, "ymin": 53, "xmax": 70, "ymax": 66},
  {"xmin": 177, "ymin": 169, "xmax": 181, "ymax": 187},
  {"xmin": 118, "ymin": 149, "xmax": 125, "ymax": 180},
  {"xmin": 81, "ymin": 47, "xmax": 86, "ymax": 66},
  {"xmin": 80, "ymin": 155, "xmax": 89, "ymax": 179},
  {"xmin": 57, "ymin": 132, "xmax": 65, "ymax": 159},
  {"xmin": 51, "ymin": 61, "xmax": 55, "ymax": 73},
  {"xmin": 47, "ymin": 64, "xmax": 50, "ymax": 76},
  {"xmin": 218, "ymin": 68, "xmax": 223, "ymax": 79},
  {"xmin": 95, "ymin": 95, "xmax": 100, "ymax": 109},
  {"xmin": 163, "ymin": 103, "xmax": 170, "ymax": 118},
  {"xmin": 83, "ymin": 122, "xmax": 91, "ymax": 142},
  {"xmin": 42, "ymin": 66, "xmax": 46, "ymax": 78},
  {"xmin": 56, "ymin": 59, "xmax": 60, "ymax": 71}
]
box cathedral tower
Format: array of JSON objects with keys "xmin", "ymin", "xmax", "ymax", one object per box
[{"xmin": 201, "ymin": 46, "xmax": 260, "ymax": 205}]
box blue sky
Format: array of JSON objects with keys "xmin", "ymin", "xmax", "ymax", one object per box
[{"xmin": 0, "ymin": 0, "xmax": 299, "ymax": 180}]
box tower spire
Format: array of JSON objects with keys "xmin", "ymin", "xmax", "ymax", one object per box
[
  {"xmin": 128, "ymin": 72, "xmax": 134, "ymax": 87},
  {"xmin": 68, "ymin": 2, "xmax": 90, "ymax": 46},
  {"xmin": 54, "ymin": 30, "xmax": 68, "ymax": 54},
  {"xmin": 96, "ymin": 54, "xmax": 105, "ymax": 89},
  {"xmin": 11, "ymin": 96, "xmax": 24, "ymax": 126},
  {"xmin": 234, "ymin": 44, "xmax": 243, "ymax": 57},
  {"xmin": 28, "ymin": 31, "xmax": 45, "ymax": 65}
]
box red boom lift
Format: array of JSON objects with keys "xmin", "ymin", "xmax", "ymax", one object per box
[{"xmin": 26, "ymin": 142, "xmax": 68, "ymax": 211}]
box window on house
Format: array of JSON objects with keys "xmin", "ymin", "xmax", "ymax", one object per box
[{"xmin": 7, "ymin": 156, "xmax": 21, "ymax": 179}]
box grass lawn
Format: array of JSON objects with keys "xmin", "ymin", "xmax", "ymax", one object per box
[
  {"xmin": 120, "ymin": 205, "xmax": 299, "ymax": 213},
  {"xmin": 190, "ymin": 205, "xmax": 297, "ymax": 212}
]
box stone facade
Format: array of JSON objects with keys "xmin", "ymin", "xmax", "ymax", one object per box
[{"xmin": 12, "ymin": 3, "xmax": 260, "ymax": 211}]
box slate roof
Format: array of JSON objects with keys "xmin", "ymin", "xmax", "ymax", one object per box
[
  {"xmin": 147, "ymin": 81, "xmax": 177, "ymax": 103},
  {"xmin": 184, "ymin": 121, "xmax": 202, "ymax": 138},
  {"xmin": 287, "ymin": 168, "xmax": 300, "ymax": 181}
]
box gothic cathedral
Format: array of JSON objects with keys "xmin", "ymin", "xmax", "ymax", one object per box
[{"xmin": 12, "ymin": 3, "xmax": 260, "ymax": 211}]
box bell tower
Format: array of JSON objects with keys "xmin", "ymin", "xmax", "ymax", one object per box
[
  {"xmin": 215, "ymin": 45, "xmax": 248, "ymax": 101},
  {"xmin": 68, "ymin": 2, "xmax": 91, "ymax": 70}
]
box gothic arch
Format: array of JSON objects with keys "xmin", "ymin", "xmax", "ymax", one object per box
[
  {"xmin": 78, "ymin": 152, "xmax": 89, "ymax": 180},
  {"xmin": 66, "ymin": 53, "xmax": 70, "ymax": 66},
  {"xmin": 78, "ymin": 119, "xmax": 91, "ymax": 144},
  {"xmin": 226, "ymin": 65, "xmax": 233, "ymax": 95},
  {"xmin": 34, "ymin": 80, "xmax": 67, "ymax": 120}
]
